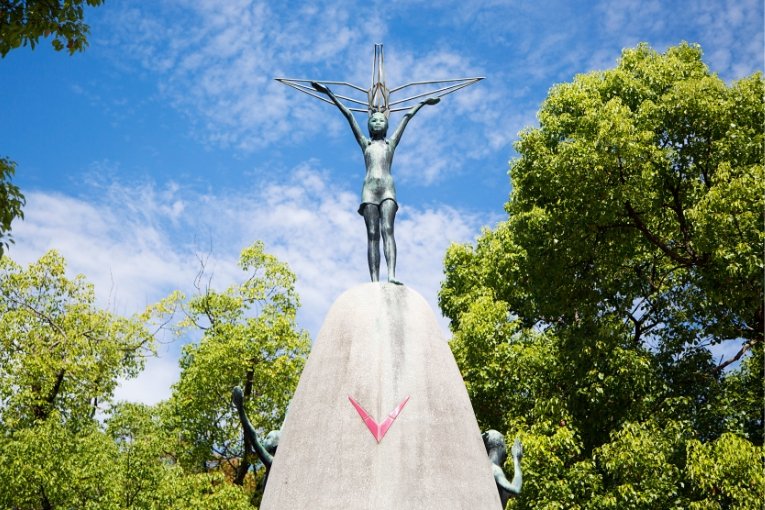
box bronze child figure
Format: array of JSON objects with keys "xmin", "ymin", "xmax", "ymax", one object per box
[
  {"xmin": 483, "ymin": 430, "xmax": 523, "ymax": 506},
  {"xmin": 232, "ymin": 386, "xmax": 280, "ymax": 490},
  {"xmin": 312, "ymin": 81, "xmax": 439, "ymax": 284}
]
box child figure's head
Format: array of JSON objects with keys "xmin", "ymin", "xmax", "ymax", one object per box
[
  {"xmin": 368, "ymin": 112, "xmax": 388, "ymax": 137},
  {"xmin": 482, "ymin": 429, "xmax": 507, "ymax": 465}
]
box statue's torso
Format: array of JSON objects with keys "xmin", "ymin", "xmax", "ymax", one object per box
[
  {"xmin": 360, "ymin": 139, "xmax": 396, "ymax": 208},
  {"xmin": 363, "ymin": 139, "xmax": 393, "ymax": 178}
]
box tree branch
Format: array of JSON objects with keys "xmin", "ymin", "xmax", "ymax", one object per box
[
  {"xmin": 33, "ymin": 369, "xmax": 65, "ymax": 420},
  {"xmin": 624, "ymin": 200, "xmax": 694, "ymax": 266},
  {"xmin": 6, "ymin": 292, "xmax": 68, "ymax": 339},
  {"xmin": 714, "ymin": 338, "xmax": 761, "ymax": 374}
]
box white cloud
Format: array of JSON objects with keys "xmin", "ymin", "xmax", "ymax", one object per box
[
  {"xmin": 594, "ymin": 0, "xmax": 763, "ymax": 81},
  {"xmin": 9, "ymin": 189, "xmax": 197, "ymax": 316},
  {"xmin": 91, "ymin": 0, "xmax": 762, "ymax": 174},
  {"xmin": 9, "ymin": 164, "xmax": 487, "ymax": 404},
  {"xmin": 115, "ymin": 353, "xmax": 180, "ymax": 405},
  {"xmin": 93, "ymin": 3, "xmax": 527, "ymax": 187},
  {"xmin": 689, "ymin": 0, "xmax": 764, "ymax": 80},
  {"xmin": 598, "ymin": 0, "xmax": 664, "ymax": 39},
  {"xmin": 98, "ymin": 1, "xmax": 386, "ymax": 153}
]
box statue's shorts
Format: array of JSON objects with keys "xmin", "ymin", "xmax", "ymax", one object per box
[{"xmin": 358, "ymin": 174, "xmax": 398, "ymax": 216}]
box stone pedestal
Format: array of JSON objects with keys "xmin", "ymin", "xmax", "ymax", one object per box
[{"xmin": 261, "ymin": 283, "xmax": 501, "ymax": 509}]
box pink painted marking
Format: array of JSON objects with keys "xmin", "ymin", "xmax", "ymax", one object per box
[{"xmin": 348, "ymin": 395, "xmax": 410, "ymax": 443}]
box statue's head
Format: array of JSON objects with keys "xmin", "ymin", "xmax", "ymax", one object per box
[
  {"xmin": 264, "ymin": 430, "xmax": 280, "ymax": 456},
  {"xmin": 482, "ymin": 429, "xmax": 507, "ymax": 464},
  {"xmin": 367, "ymin": 112, "xmax": 388, "ymax": 137}
]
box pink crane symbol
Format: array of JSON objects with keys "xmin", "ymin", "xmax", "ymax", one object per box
[{"xmin": 348, "ymin": 395, "xmax": 410, "ymax": 443}]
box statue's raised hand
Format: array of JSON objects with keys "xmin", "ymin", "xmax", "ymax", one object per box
[
  {"xmin": 511, "ymin": 438, "xmax": 523, "ymax": 459},
  {"xmin": 232, "ymin": 386, "xmax": 244, "ymax": 408},
  {"xmin": 423, "ymin": 97, "xmax": 440, "ymax": 106},
  {"xmin": 311, "ymin": 81, "xmax": 330, "ymax": 94}
]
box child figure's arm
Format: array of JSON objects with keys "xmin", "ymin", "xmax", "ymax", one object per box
[
  {"xmin": 232, "ymin": 386, "xmax": 273, "ymax": 467},
  {"xmin": 312, "ymin": 82, "xmax": 367, "ymax": 148},
  {"xmin": 389, "ymin": 97, "xmax": 440, "ymax": 148}
]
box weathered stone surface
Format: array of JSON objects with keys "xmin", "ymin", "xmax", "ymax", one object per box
[{"xmin": 261, "ymin": 283, "xmax": 501, "ymax": 509}]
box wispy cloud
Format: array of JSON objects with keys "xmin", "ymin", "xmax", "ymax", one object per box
[
  {"xmin": 92, "ymin": 0, "xmax": 763, "ymax": 194},
  {"xmin": 688, "ymin": 0, "xmax": 764, "ymax": 79},
  {"xmin": 598, "ymin": 0, "xmax": 665, "ymax": 41},
  {"xmin": 594, "ymin": 0, "xmax": 763, "ymax": 80},
  {"xmin": 10, "ymin": 189, "xmax": 197, "ymax": 316},
  {"xmin": 92, "ymin": 2, "xmax": 531, "ymax": 187},
  {"xmin": 10, "ymin": 163, "xmax": 486, "ymax": 404},
  {"xmin": 97, "ymin": 1, "xmax": 384, "ymax": 152}
]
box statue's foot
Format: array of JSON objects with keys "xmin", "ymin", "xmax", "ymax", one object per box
[{"xmin": 388, "ymin": 277, "xmax": 403, "ymax": 285}]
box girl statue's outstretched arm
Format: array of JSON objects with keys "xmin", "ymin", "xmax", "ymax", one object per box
[
  {"xmin": 389, "ymin": 97, "xmax": 440, "ymax": 148},
  {"xmin": 311, "ymin": 82, "xmax": 367, "ymax": 148},
  {"xmin": 232, "ymin": 386, "xmax": 273, "ymax": 468}
]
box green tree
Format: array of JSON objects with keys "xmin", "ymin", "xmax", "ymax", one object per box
[
  {"xmin": 0, "ymin": 250, "xmax": 171, "ymax": 509},
  {"xmin": 106, "ymin": 402, "xmax": 174, "ymax": 509},
  {"xmin": 104, "ymin": 401, "xmax": 255, "ymax": 510},
  {"xmin": 509, "ymin": 42, "xmax": 763, "ymax": 369},
  {"xmin": 149, "ymin": 471, "xmax": 253, "ymax": 510},
  {"xmin": 0, "ymin": 0, "xmax": 105, "ymax": 56},
  {"xmin": 166, "ymin": 242, "xmax": 310, "ymax": 494},
  {"xmin": 0, "ymin": 156, "xmax": 25, "ymax": 257},
  {"xmin": 0, "ymin": 247, "xmax": 298, "ymax": 509},
  {"xmin": 0, "ymin": 251, "xmax": 163, "ymax": 429},
  {"xmin": 0, "ymin": 415, "xmax": 121, "ymax": 510},
  {"xmin": 440, "ymin": 43, "xmax": 763, "ymax": 509},
  {"xmin": 0, "ymin": 250, "xmax": 261, "ymax": 509}
]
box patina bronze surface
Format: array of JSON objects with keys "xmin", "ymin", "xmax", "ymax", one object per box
[
  {"xmin": 483, "ymin": 430, "xmax": 523, "ymax": 506},
  {"xmin": 276, "ymin": 45, "xmax": 482, "ymax": 284}
]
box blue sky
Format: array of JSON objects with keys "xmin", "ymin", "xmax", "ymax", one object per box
[{"xmin": 1, "ymin": 0, "xmax": 762, "ymax": 404}]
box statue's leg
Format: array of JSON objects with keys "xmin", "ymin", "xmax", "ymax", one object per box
[
  {"xmin": 380, "ymin": 199, "xmax": 401, "ymax": 285},
  {"xmin": 362, "ymin": 204, "xmax": 381, "ymax": 282}
]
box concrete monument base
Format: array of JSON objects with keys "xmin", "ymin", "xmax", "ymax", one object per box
[{"xmin": 261, "ymin": 283, "xmax": 501, "ymax": 509}]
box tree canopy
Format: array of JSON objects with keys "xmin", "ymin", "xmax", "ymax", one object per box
[
  {"xmin": 0, "ymin": 244, "xmax": 309, "ymax": 509},
  {"xmin": 0, "ymin": 156, "xmax": 24, "ymax": 257},
  {"xmin": 440, "ymin": 42, "xmax": 763, "ymax": 509},
  {"xmin": 0, "ymin": 0, "xmax": 105, "ymax": 57},
  {"xmin": 0, "ymin": 250, "xmax": 172, "ymax": 509},
  {"xmin": 165, "ymin": 241, "xmax": 310, "ymax": 496}
]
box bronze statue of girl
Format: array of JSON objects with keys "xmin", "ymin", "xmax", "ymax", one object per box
[{"xmin": 312, "ymin": 81, "xmax": 439, "ymax": 284}]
